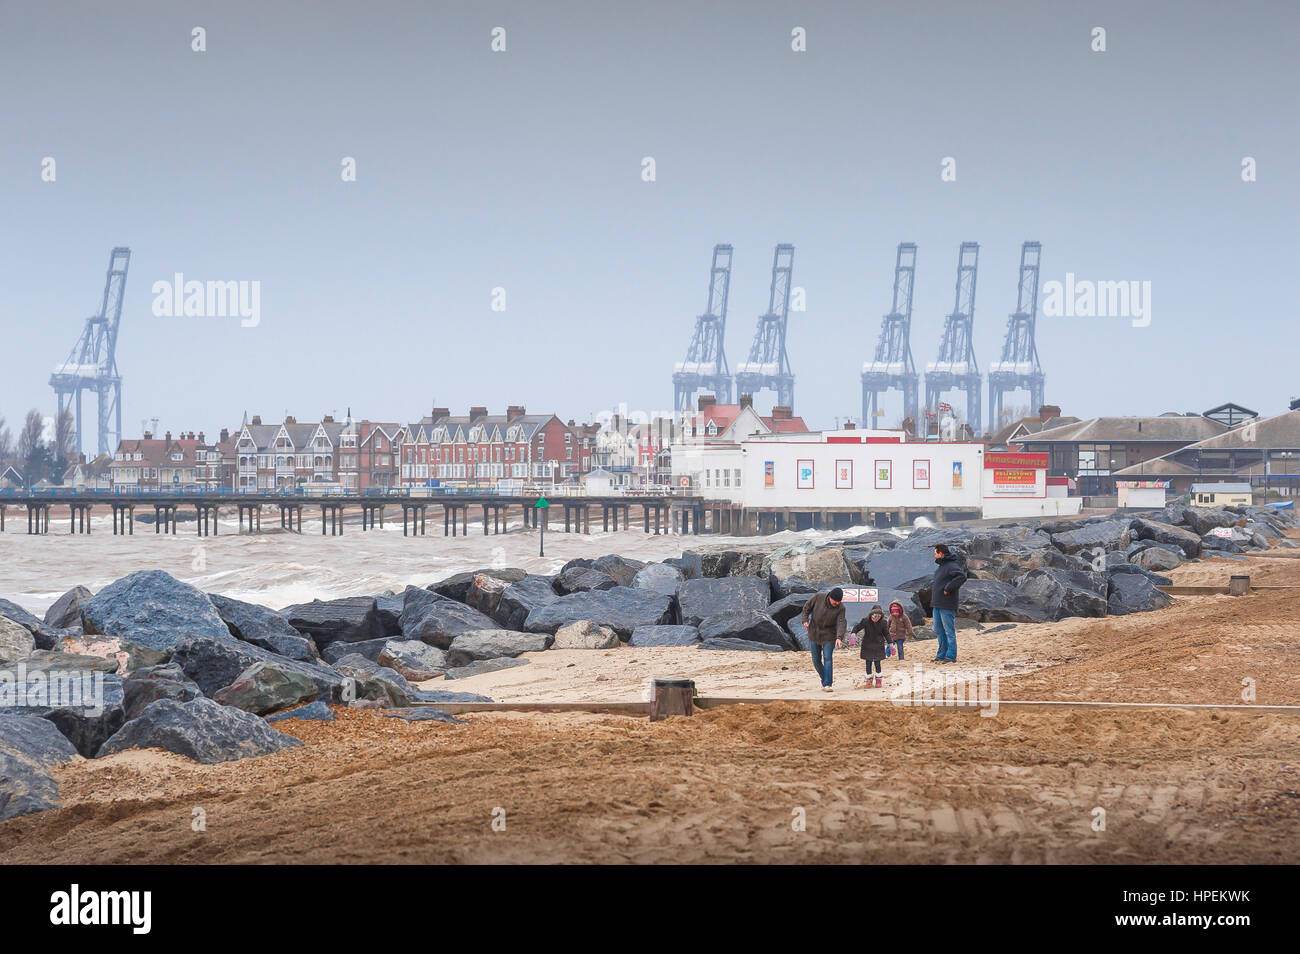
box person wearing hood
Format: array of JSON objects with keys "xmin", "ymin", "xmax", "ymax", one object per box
[
  {"xmin": 850, "ymin": 604, "xmax": 890, "ymax": 689},
  {"xmin": 886, "ymin": 600, "xmax": 913, "ymax": 660},
  {"xmin": 930, "ymin": 544, "xmax": 967, "ymax": 663}
]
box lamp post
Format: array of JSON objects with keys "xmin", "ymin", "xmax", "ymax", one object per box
[{"xmin": 535, "ymin": 496, "xmax": 549, "ymax": 556}]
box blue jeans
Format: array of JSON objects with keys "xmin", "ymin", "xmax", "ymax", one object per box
[
  {"xmin": 811, "ymin": 642, "xmax": 835, "ymax": 686},
  {"xmin": 933, "ymin": 608, "xmax": 957, "ymax": 661}
]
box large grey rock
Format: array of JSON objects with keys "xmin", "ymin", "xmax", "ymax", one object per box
[
  {"xmin": 552, "ymin": 620, "xmax": 621, "ymax": 649},
  {"xmin": 954, "ymin": 580, "xmax": 1051, "ymax": 623},
  {"xmin": 632, "ymin": 562, "xmax": 684, "ymax": 597},
  {"xmin": 445, "ymin": 657, "xmax": 531, "ymax": 679},
  {"xmin": 866, "ymin": 547, "xmax": 948, "ymax": 590},
  {"xmin": 0, "ymin": 598, "xmax": 66, "ymax": 650},
  {"xmin": 1132, "ymin": 547, "xmax": 1183, "ymax": 572},
  {"xmin": 0, "ymin": 715, "xmax": 79, "ymax": 822},
  {"xmin": 677, "ymin": 577, "xmax": 772, "ymax": 627},
  {"xmin": 121, "ymin": 663, "xmax": 202, "ymax": 720},
  {"xmin": 321, "ymin": 636, "xmax": 391, "ymax": 665},
  {"xmin": 628, "ymin": 625, "xmax": 701, "ymax": 647},
  {"xmin": 591, "ymin": 554, "xmax": 647, "ymax": 587},
  {"xmin": 331, "ymin": 654, "xmax": 413, "ymax": 707},
  {"xmin": 374, "ymin": 592, "xmax": 405, "ymax": 636},
  {"xmin": 966, "ymin": 527, "xmax": 1054, "ymax": 557},
  {"xmin": 679, "ymin": 546, "xmax": 771, "ymax": 579},
  {"xmin": 170, "ymin": 634, "xmax": 351, "ymax": 702},
  {"xmin": 4, "ymin": 673, "xmax": 127, "ymax": 757},
  {"xmin": 12, "ymin": 650, "xmax": 119, "ymax": 676},
  {"xmin": 1131, "ymin": 518, "xmax": 1202, "ymax": 559},
  {"xmin": 98, "ymin": 698, "xmax": 302, "ymax": 764},
  {"xmin": 764, "ymin": 543, "xmax": 852, "ymax": 601},
  {"xmin": 430, "ymin": 568, "xmax": 527, "ymax": 603},
  {"xmin": 975, "ymin": 547, "xmax": 1053, "ymax": 583},
  {"xmin": 81, "ymin": 570, "xmax": 230, "ymax": 652},
  {"xmin": 698, "ymin": 637, "xmax": 786, "ymax": 652},
  {"xmin": 265, "ymin": 700, "xmax": 335, "ymax": 723},
  {"xmin": 43, "ymin": 586, "xmax": 94, "ymax": 629},
  {"xmin": 524, "ymin": 587, "xmax": 675, "ymax": 638},
  {"xmin": 399, "ymin": 586, "xmax": 499, "ymax": 648},
  {"xmin": 212, "ymin": 661, "xmax": 322, "ymax": 715},
  {"xmin": 466, "ymin": 573, "xmax": 514, "ymax": 618},
  {"xmin": 1107, "ymin": 574, "xmax": 1174, "ymax": 616},
  {"xmin": 766, "ymin": 592, "xmax": 813, "ymax": 628},
  {"xmin": 445, "ymin": 629, "xmax": 551, "ymax": 667},
  {"xmin": 1012, "ymin": 568, "xmax": 1109, "ymax": 620},
  {"xmin": 282, "ymin": 596, "xmax": 383, "ymax": 647},
  {"xmin": 209, "ymin": 594, "xmax": 318, "ymax": 661},
  {"xmin": 378, "ymin": 640, "xmax": 448, "ymax": 681},
  {"xmin": 697, "ymin": 610, "xmax": 792, "ymax": 649},
  {"xmin": 1183, "ymin": 507, "xmax": 1241, "ymax": 536},
  {"xmin": 493, "ymin": 575, "xmax": 560, "ymax": 629},
  {"xmin": 0, "ymin": 616, "xmax": 36, "ymax": 663},
  {"xmin": 1106, "ymin": 563, "xmax": 1173, "ymax": 586},
  {"xmin": 553, "ymin": 566, "xmax": 618, "ymax": 595},
  {"xmin": 1049, "ymin": 518, "xmax": 1134, "ymax": 555}
]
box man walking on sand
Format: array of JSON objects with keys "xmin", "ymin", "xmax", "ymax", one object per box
[
  {"xmin": 801, "ymin": 587, "xmax": 845, "ymax": 692},
  {"xmin": 930, "ymin": 544, "xmax": 967, "ymax": 663}
]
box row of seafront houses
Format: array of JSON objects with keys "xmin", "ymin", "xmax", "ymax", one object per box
[{"xmin": 27, "ymin": 398, "xmax": 1300, "ymax": 512}]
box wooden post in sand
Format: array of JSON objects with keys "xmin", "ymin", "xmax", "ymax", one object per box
[
  {"xmin": 1229, "ymin": 574, "xmax": 1251, "ymax": 596},
  {"xmin": 650, "ymin": 678, "xmax": 695, "ymax": 721}
]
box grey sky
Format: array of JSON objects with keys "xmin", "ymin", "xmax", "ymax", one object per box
[{"xmin": 2, "ymin": 0, "xmax": 1296, "ymax": 445}]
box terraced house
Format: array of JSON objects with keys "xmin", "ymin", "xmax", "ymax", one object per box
[
  {"xmin": 234, "ymin": 414, "xmax": 347, "ymax": 489},
  {"xmin": 397, "ymin": 405, "xmax": 592, "ymax": 488}
]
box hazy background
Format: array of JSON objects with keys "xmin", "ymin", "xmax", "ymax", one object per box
[{"xmin": 1, "ymin": 0, "xmax": 1296, "ymax": 442}]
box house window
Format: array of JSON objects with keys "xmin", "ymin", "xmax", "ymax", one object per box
[{"xmin": 734, "ymin": 468, "xmax": 741, "ymax": 487}]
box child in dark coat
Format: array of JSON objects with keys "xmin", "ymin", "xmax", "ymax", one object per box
[{"xmin": 851, "ymin": 604, "xmax": 890, "ymax": 689}]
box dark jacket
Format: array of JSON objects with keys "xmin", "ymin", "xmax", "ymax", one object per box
[
  {"xmin": 931, "ymin": 555, "xmax": 968, "ymax": 612},
  {"xmin": 886, "ymin": 602, "xmax": 914, "ymax": 642},
  {"xmin": 801, "ymin": 592, "xmax": 846, "ymax": 646},
  {"xmin": 852, "ymin": 606, "xmax": 889, "ymax": 661}
]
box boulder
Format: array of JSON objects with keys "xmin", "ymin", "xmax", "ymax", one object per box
[
  {"xmin": 524, "ymin": 588, "xmax": 675, "ymax": 638},
  {"xmin": 412, "ymin": 688, "xmax": 494, "ymax": 703},
  {"xmin": 866, "ymin": 547, "xmax": 950, "ymax": 590},
  {"xmin": 98, "ymin": 698, "xmax": 302, "ymax": 764},
  {"xmin": 321, "ymin": 637, "xmax": 391, "ymax": 665},
  {"xmin": 627, "ymin": 625, "xmax": 701, "ymax": 647},
  {"xmin": 632, "ymin": 562, "xmax": 683, "ymax": 597},
  {"xmin": 466, "ymin": 574, "xmax": 512, "ymax": 618},
  {"xmin": 1131, "ymin": 518, "xmax": 1202, "ymax": 558},
  {"xmin": 0, "ymin": 715, "xmax": 79, "ymax": 822},
  {"xmin": 0, "ymin": 598, "xmax": 67, "ymax": 650},
  {"xmin": 697, "ymin": 610, "xmax": 792, "ymax": 649},
  {"xmin": 980, "ymin": 547, "xmax": 1053, "ymax": 583},
  {"xmin": 1183, "ymin": 507, "xmax": 1240, "ymax": 536},
  {"xmin": 3, "ymin": 673, "xmax": 127, "ymax": 757},
  {"xmin": 380, "ymin": 708, "xmax": 466, "ymax": 724},
  {"xmin": 430, "ymin": 568, "xmax": 527, "ymax": 603},
  {"xmin": 445, "ymin": 657, "xmax": 530, "ymax": 679},
  {"xmin": 13, "ymin": 649, "xmax": 119, "ymax": 676},
  {"xmin": 170, "ymin": 634, "xmax": 351, "ymax": 702},
  {"xmin": 265, "ymin": 700, "xmax": 335, "ymax": 723},
  {"xmin": 0, "ymin": 616, "xmax": 36, "ymax": 663},
  {"xmin": 54, "ymin": 632, "xmax": 167, "ymax": 674},
  {"xmin": 591, "ymin": 554, "xmax": 647, "ymax": 587},
  {"xmin": 209, "ymin": 594, "xmax": 318, "ymax": 661},
  {"xmin": 841, "ymin": 543, "xmax": 892, "ymax": 584},
  {"xmin": 445, "ymin": 629, "xmax": 551, "ymax": 667},
  {"xmin": 1011, "ymin": 568, "xmax": 1109, "ymax": 621},
  {"xmin": 1132, "ymin": 547, "xmax": 1183, "ymax": 572},
  {"xmin": 331, "ymin": 654, "xmax": 413, "ymax": 707},
  {"xmin": 679, "ymin": 546, "xmax": 770, "ymax": 579},
  {"xmin": 552, "ymin": 621, "xmax": 621, "ymax": 649},
  {"xmin": 762, "ymin": 544, "xmax": 852, "ymax": 599},
  {"xmin": 212, "ymin": 661, "xmax": 322, "ymax": 715},
  {"xmin": 1107, "ymin": 574, "xmax": 1173, "ymax": 616},
  {"xmin": 282, "ymin": 596, "xmax": 383, "ymax": 647},
  {"xmin": 553, "ymin": 566, "xmax": 618, "ymax": 595},
  {"xmin": 374, "ymin": 592, "xmax": 406, "ymax": 636},
  {"xmin": 767, "ymin": 592, "xmax": 813, "ymax": 628},
  {"xmin": 121, "ymin": 663, "xmax": 203, "ymax": 720},
  {"xmin": 676, "ymin": 577, "xmax": 772, "ymax": 627},
  {"xmin": 43, "ymin": 586, "xmax": 94, "ymax": 630},
  {"xmin": 81, "ymin": 570, "xmax": 230, "ymax": 652},
  {"xmin": 954, "ymin": 580, "xmax": 1051, "ymax": 623},
  {"xmin": 1049, "ymin": 518, "xmax": 1134, "ymax": 555},
  {"xmin": 399, "ymin": 587, "xmax": 499, "ymax": 649},
  {"xmin": 966, "ymin": 527, "xmax": 1053, "ymax": 557},
  {"xmin": 377, "ymin": 640, "xmax": 448, "ymax": 681},
  {"xmin": 493, "ymin": 575, "xmax": 560, "ymax": 630},
  {"xmin": 698, "ymin": 637, "xmax": 786, "ymax": 652}
]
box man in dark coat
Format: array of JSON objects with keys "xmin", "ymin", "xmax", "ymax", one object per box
[
  {"xmin": 930, "ymin": 544, "xmax": 967, "ymax": 663},
  {"xmin": 801, "ymin": 587, "xmax": 845, "ymax": 691}
]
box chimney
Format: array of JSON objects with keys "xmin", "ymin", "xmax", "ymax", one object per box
[
  {"xmin": 251, "ymin": 415, "xmax": 262, "ymax": 426},
  {"xmin": 844, "ymin": 420, "xmax": 856, "ymax": 430},
  {"xmin": 165, "ymin": 430, "xmax": 172, "ymax": 441},
  {"xmin": 771, "ymin": 405, "xmax": 792, "ymax": 420},
  {"xmin": 567, "ymin": 419, "xmax": 575, "ymax": 427},
  {"xmin": 79, "ymin": 452, "xmax": 87, "ymax": 464},
  {"xmin": 469, "ymin": 406, "xmax": 488, "ymax": 421},
  {"xmin": 506, "ymin": 405, "xmax": 526, "ymax": 422},
  {"xmin": 143, "ymin": 431, "xmax": 153, "ymax": 440},
  {"xmin": 431, "ymin": 407, "xmax": 449, "ymax": 421},
  {"xmin": 698, "ymin": 395, "xmax": 717, "ymax": 411},
  {"xmin": 220, "ymin": 428, "xmax": 229, "ymax": 443},
  {"xmin": 198, "ymin": 431, "xmax": 205, "ymax": 444},
  {"xmin": 323, "ymin": 414, "xmax": 334, "ymax": 423},
  {"xmin": 284, "ymin": 415, "xmax": 297, "ymax": 424},
  {"xmin": 1038, "ymin": 404, "xmax": 1061, "ymax": 423},
  {"xmin": 738, "ymin": 394, "xmax": 753, "ymax": 410}
]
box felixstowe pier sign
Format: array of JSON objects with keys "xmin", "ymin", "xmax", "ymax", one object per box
[{"xmin": 984, "ymin": 452, "xmax": 1048, "ymax": 498}]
